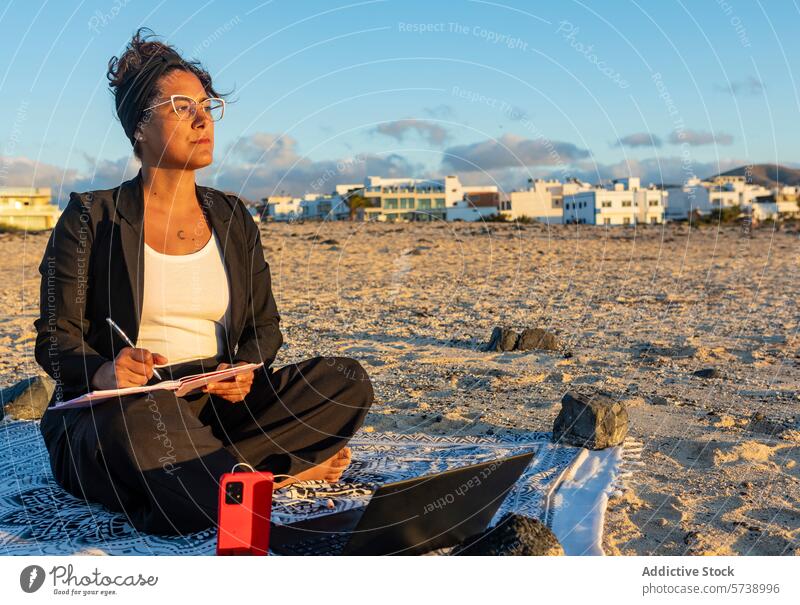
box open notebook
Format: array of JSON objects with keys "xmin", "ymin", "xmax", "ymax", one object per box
[{"xmin": 52, "ymin": 362, "xmax": 264, "ymax": 410}]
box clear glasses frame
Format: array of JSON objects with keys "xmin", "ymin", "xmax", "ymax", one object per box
[{"xmin": 143, "ymin": 94, "xmax": 225, "ymax": 122}]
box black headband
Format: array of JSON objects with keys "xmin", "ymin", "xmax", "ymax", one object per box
[{"xmin": 115, "ymin": 52, "xmax": 187, "ymax": 146}]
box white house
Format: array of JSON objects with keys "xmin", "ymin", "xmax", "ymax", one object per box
[
  {"xmin": 507, "ymin": 179, "xmax": 592, "ymax": 223},
  {"xmin": 665, "ymin": 177, "xmax": 713, "ymax": 220},
  {"xmin": 303, "ymin": 193, "xmax": 351, "ymax": 221},
  {"xmin": 752, "ymin": 200, "xmax": 778, "ymax": 222},
  {"xmin": 355, "ymin": 175, "xmax": 498, "ymax": 222},
  {"xmin": 265, "ymin": 192, "xmax": 350, "ymax": 221},
  {"xmin": 446, "ymin": 199, "xmax": 498, "ymax": 221},
  {"xmin": 265, "ymin": 196, "xmax": 303, "ymax": 221},
  {"xmin": 563, "ymin": 177, "xmax": 666, "ymax": 225},
  {"xmin": 0, "ymin": 187, "xmax": 61, "ymax": 231},
  {"xmin": 705, "ymin": 177, "xmax": 772, "ymax": 208}
]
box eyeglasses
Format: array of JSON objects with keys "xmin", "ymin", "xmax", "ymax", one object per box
[{"xmin": 143, "ymin": 94, "xmax": 225, "ymax": 122}]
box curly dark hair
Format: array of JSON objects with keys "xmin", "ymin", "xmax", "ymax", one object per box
[{"xmin": 107, "ymin": 27, "xmax": 231, "ymax": 160}]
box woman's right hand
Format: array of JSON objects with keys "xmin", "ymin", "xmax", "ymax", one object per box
[{"xmin": 91, "ymin": 347, "xmax": 169, "ymax": 390}]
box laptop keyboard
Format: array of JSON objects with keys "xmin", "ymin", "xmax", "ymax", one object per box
[{"xmin": 280, "ymin": 532, "xmax": 350, "ymax": 556}]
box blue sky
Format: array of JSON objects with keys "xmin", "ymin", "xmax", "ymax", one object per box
[{"xmin": 2, "ymin": 0, "xmax": 799, "ymax": 204}]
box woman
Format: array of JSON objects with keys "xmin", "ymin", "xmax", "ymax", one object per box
[{"xmin": 34, "ymin": 28, "xmax": 374, "ymax": 535}]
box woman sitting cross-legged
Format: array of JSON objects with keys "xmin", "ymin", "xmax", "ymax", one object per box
[{"xmin": 33, "ymin": 28, "xmax": 374, "ymax": 536}]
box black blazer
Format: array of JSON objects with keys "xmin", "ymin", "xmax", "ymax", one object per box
[{"xmin": 33, "ymin": 169, "xmax": 283, "ymax": 406}]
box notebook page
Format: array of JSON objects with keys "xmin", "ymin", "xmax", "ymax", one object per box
[{"xmin": 52, "ymin": 380, "xmax": 182, "ymax": 410}]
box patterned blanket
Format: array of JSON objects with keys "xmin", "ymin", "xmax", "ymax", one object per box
[{"xmin": 0, "ymin": 420, "xmax": 587, "ymax": 555}]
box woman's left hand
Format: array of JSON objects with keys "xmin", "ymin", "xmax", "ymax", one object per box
[{"xmin": 202, "ymin": 361, "xmax": 255, "ymax": 403}]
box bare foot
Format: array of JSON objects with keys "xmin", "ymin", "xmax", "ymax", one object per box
[{"xmin": 274, "ymin": 447, "xmax": 352, "ymax": 488}]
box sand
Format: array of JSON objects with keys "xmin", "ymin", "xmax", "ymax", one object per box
[{"xmin": 1, "ymin": 219, "xmax": 798, "ymax": 555}]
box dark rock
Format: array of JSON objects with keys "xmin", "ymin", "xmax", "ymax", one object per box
[
  {"xmin": 1, "ymin": 375, "xmax": 55, "ymax": 420},
  {"xmin": 320, "ymin": 238, "xmax": 338, "ymax": 245},
  {"xmin": 632, "ymin": 342, "xmax": 696, "ymax": 363},
  {"xmin": 483, "ymin": 326, "xmax": 563, "ymax": 353},
  {"xmin": 648, "ymin": 395, "xmax": 670, "ymax": 406},
  {"xmin": 693, "ymin": 368, "xmax": 720, "ymax": 379},
  {"xmin": 553, "ymin": 389, "xmax": 628, "ymax": 449},
  {"xmin": 517, "ymin": 328, "xmax": 560, "ymax": 352},
  {"xmin": 451, "ymin": 513, "xmax": 564, "ymax": 556},
  {"xmin": 484, "ymin": 327, "xmax": 519, "ymax": 352}
]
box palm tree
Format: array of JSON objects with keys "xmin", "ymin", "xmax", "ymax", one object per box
[{"xmin": 346, "ymin": 191, "xmax": 372, "ymax": 220}]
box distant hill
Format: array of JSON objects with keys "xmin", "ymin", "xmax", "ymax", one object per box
[{"xmin": 711, "ymin": 164, "xmax": 800, "ymax": 187}]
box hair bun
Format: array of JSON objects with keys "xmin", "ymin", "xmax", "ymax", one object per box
[{"xmin": 106, "ymin": 27, "xmax": 229, "ymax": 159}]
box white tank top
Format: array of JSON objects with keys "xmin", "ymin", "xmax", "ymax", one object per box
[{"xmin": 135, "ymin": 230, "xmax": 232, "ymax": 367}]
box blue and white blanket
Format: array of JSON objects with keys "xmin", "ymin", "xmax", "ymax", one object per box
[{"xmin": 0, "ymin": 420, "xmax": 624, "ymax": 555}]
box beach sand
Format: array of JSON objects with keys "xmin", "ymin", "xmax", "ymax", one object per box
[{"xmin": 2, "ymin": 220, "xmax": 798, "ymax": 555}]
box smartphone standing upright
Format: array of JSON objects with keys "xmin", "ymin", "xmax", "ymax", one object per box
[{"xmin": 216, "ymin": 470, "xmax": 274, "ymax": 555}]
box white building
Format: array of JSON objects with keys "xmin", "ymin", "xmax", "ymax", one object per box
[
  {"xmin": 665, "ymin": 177, "xmax": 713, "ymax": 220},
  {"xmin": 507, "ymin": 178, "xmax": 591, "ymax": 223},
  {"xmin": 752, "ymin": 200, "xmax": 778, "ymax": 222},
  {"xmin": 357, "ymin": 175, "xmax": 498, "ymax": 222},
  {"xmin": 446, "ymin": 199, "xmax": 498, "ymax": 221},
  {"xmin": 264, "ymin": 195, "xmax": 302, "ymax": 221},
  {"xmin": 264, "ymin": 193, "xmax": 350, "ymax": 221},
  {"xmin": 298, "ymin": 193, "xmax": 350, "ymax": 221},
  {"xmin": 0, "ymin": 187, "xmax": 61, "ymax": 231},
  {"xmin": 563, "ymin": 177, "xmax": 666, "ymax": 225},
  {"xmin": 705, "ymin": 177, "xmax": 772, "ymax": 208}
]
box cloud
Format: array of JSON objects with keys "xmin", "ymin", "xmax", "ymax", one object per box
[
  {"xmin": 0, "ymin": 153, "xmax": 139, "ymax": 207},
  {"xmin": 668, "ymin": 129, "xmax": 734, "ymax": 146},
  {"xmin": 74, "ymin": 153, "xmax": 141, "ymax": 192},
  {"xmin": 715, "ymin": 76, "xmax": 764, "ymax": 96},
  {"xmin": 541, "ymin": 156, "xmax": 748, "ymax": 187},
  {"xmin": 441, "ymin": 133, "xmax": 590, "ymax": 172},
  {"xmin": 455, "ymin": 156, "xmax": 751, "ymax": 194},
  {"xmin": 210, "ymin": 132, "xmax": 423, "ymax": 199},
  {"xmin": 372, "ymin": 119, "xmax": 450, "ymax": 146},
  {"xmin": 614, "ymin": 132, "xmax": 662, "ymax": 148},
  {"xmin": 2, "ymin": 133, "xmax": 421, "ymax": 204},
  {"xmin": 423, "ymin": 104, "xmax": 455, "ymax": 119},
  {"xmin": 0, "ymin": 155, "xmax": 79, "ymax": 192},
  {"xmin": 503, "ymin": 105, "xmax": 530, "ymax": 122},
  {"xmin": 225, "ymin": 133, "xmax": 302, "ymax": 167}
]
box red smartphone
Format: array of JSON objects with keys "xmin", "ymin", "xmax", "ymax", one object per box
[{"xmin": 216, "ymin": 470, "xmax": 274, "ymax": 556}]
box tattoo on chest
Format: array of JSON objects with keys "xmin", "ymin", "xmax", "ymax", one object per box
[{"xmin": 177, "ymin": 230, "xmax": 187, "ymax": 240}]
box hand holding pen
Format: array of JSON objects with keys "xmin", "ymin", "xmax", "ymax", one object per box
[{"xmin": 89, "ymin": 318, "xmax": 170, "ymax": 390}]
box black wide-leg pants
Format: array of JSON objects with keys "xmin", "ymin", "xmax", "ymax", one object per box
[{"xmin": 39, "ymin": 355, "xmax": 374, "ymax": 535}]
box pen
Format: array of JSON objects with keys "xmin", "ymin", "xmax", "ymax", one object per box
[{"xmin": 106, "ymin": 317, "xmax": 163, "ymax": 380}]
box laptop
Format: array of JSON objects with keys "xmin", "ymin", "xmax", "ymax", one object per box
[{"xmin": 269, "ymin": 451, "xmax": 535, "ymax": 556}]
